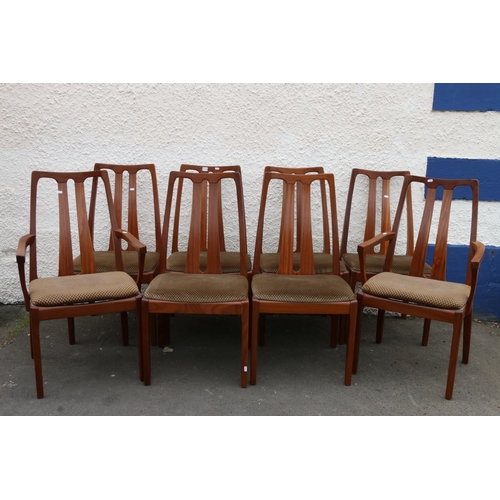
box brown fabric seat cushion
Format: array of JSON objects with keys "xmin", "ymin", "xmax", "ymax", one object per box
[
  {"xmin": 342, "ymin": 253, "xmax": 432, "ymax": 276},
  {"xmin": 361, "ymin": 272, "xmax": 471, "ymax": 310},
  {"xmin": 74, "ymin": 251, "xmax": 160, "ymax": 274},
  {"xmin": 251, "ymin": 274, "xmax": 355, "ymax": 303},
  {"xmin": 29, "ymin": 271, "xmax": 139, "ymax": 307},
  {"xmin": 144, "ymin": 273, "xmax": 248, "ymax": 303},
  {"xmin": 166, "ymin": 251, "xmax": 252, "ymax": 273},
  {"xmin": 260, "ymin": 252, "xmax": 346, "ymax": 274}
]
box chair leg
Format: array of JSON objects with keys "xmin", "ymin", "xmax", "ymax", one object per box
[
  {"xmin": 375, "ymin": 309, "xmax": 385, "ymax": 344},
  {"xmin": 353, "ymin": 295, "xmax": 365, "ymax": 374},
  {"xmin": 462, "ymin": 313, "xmax": 472, "ymax": 364},
  {"xmin": 422, "ymin": 318, "xmax": 432, "ymax": 346},
  {"xmin": 250, "ymin": 302, "xmax": 259, "ymax": 385},
  {"xmin": 241, "ymin": 303, "xmax": 249, "ymax": 388},
  {"xmin": 445, "ymin": 316, "xmax": 463, "ymax": 400},
  {"xmin": 120, "ymin": 311, "xmax": 129, "ymax": 346},
  {"xmin": 141, "ymin": 301, "xmax": 151, "ymax": 385},
  {"xmin": 135, "ymin": 297, "xmax": 143, "ymax": 381},
  {"xmin": 344, "ymin": 302, "xmax": 357, "ymax": 386},
  {"xmin": 30, "ymin": 312, "xmax": 44, "ymax": 399},
  {"xmin": 331, "ymin": 315, "xmax": 338, "ymax": 348},
  {"xmin": 68, "ymin": 317, "xmax": 75, "ymax": 345}
]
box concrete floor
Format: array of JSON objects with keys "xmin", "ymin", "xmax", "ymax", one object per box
[{"xmin": 1, "ymin": 304, "xmax": 499, "ymax": 415}]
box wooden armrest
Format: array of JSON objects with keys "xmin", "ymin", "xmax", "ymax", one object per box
[
  {"xmin": 470, "ymin": 241, "xmax": 485, "ymax": 269},
  {"xmin": 114, "ymin": 229, "xmax": 147, "ymax": 286},
  {"xmin": 357, "ymin": 231, "xmax": 396, "ymax": 283},
  {"xmin": 16, "ymin": 234, "xmax": 35, "ymax": 310},
  {"xmin": 16, "ymin": 234, "xmax": 35, "ymax": 262},
  {"xmin": 465, "ymin": 241, "xmax": 485, "ymax": 315}
]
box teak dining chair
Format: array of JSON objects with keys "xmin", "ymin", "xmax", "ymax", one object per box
[
  {"xmin": 340, "ymin": 168, "xmax": 428, "ymax": 291},
  {"xmin": 354, "ymin": 175, "xmax": 484, "ymax": 400},
  {"xmin": 258, "ymin": 166, "xmax": 347, "ymax": 277},
  {"xmin": 141, "ymin": 170, "xmax": 250, "ymax": 388},
  {"xmin": 74, "ymin": 163, "xmax": 161, "ymax": 285},
  {"xmin": 166, "ymin": 164, "xmax": 252, "ymax": 276},
  {"xmin": 16, "ymin": 170, "xmax": 145, "ymax": 399},
  {"xmin": 250, "ymin": 171, "xmax": 357, "ymax": 387}
]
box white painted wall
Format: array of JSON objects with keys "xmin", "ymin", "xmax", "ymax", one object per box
[{"xmin": 2, "ymin": 83, "xmax": 500, "ymax": 304}]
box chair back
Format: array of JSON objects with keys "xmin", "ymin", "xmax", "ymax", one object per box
[
  {"xmin": 341, "ymin": 169, "xmax": 413, "ymax": 256},
  {"xmin": 171, "ymin": 165, "xmax": 241, "ymax": 254},
  {"xmin": 264, "ymin": 166, "xmax": 330, "ymax": 254},
  {"xmin": 161, "ymin": 170, "xmax": 248, "ymax": 276},
  {"xmin": 28, "ymin": 170, "xmax": 122, "ymax": 280},
  {"xmin": 91, "ymin": 163, "xmax": 161, "ymax": 253},
  {"xmin": 253, "ymin": 171, "xmax": 341, "ymax": 276},
  {"xmin": 388, "ymin": 175, "xmax": 479, "ymax": 283}
]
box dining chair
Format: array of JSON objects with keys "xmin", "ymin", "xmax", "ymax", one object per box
[
  {"xmin": 166, "ymin": 164, "xmax": 252, "ymax": 276},
  {"xmin": 340, "ymin": 168, "xmax": 429, "ymax": 291},
  {"xmin": 141, "ymin": 169, "xmax": 250, "ymax": 388},
  {"xmin": 16, "ymin": 170, "xmax": 145, "ymax": 398},
  {"xmin": 354, "ymin": 175, "xmax": 484, "ymax": 399},
  {"xmin": 250, "ymin": 171, "xmax": 357, "ymax": 387}
]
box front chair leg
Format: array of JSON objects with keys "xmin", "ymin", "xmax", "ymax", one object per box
[
  {"xmin": 462, "ymin": 314, "xmax": 472, "ymax": 364},
  {"xmin": 250, "ymin": 302, "xmax": 259, "ymax": 385},
  {"xmin": 31, "ymin": 312, "xmax": 44, "ymax": 399},
  {"xmin": 241, "ymin": 303, "xmax": 249, "ymax": 388},
  {"xmin": 445, "ymin": 316, "xmax": 463, "ymax": 400}
]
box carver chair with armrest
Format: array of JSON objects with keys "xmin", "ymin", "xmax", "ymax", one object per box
[
  {"xmin": 141, "ymin": 169, "xmax": 250, "ymax": 388},
  {"xmin": 340, "ymin": 168, "xmax": 429, "ymax": 291},
  {"xmin": 16, "ymin": 170, "xmax": 145, "ymax": 399},
  {"xmin": 166, "ymin": 164, "xmax": 252, "ymax": 276},
  {"xmin": 250, "ymin": 171, "xmax": 357, "ymax": 387},
  {"xmin": 354, "ymin": 176, "xmax": 484, "ymax": 400}
]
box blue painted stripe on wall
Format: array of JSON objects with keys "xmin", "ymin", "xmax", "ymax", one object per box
[
  {"xmin": 426, "ymin": 157, "xmax": 500, "ymax": 201},
  {"xmin": 426, "ymin": 244, "xmax": 500, "ymax": 320},
  {"xmin": 433, "ymin": 83, "xmax": 500, "ymax": 111}
]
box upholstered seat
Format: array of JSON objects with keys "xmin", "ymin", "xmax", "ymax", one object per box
[
  {"xmin": 361, "ymin": 272, "xmax": 470, "ymax": 310},
  {"xmin": 144, "ymin": 273, "xmax": 248, "ymax": 303},
  {"xmin": 29, "ymin": 271, "xmax": 139, "ymax": 307},
  {"xmin": 252, "ymin": 274, "xmax": 354, "ymax": 303}
]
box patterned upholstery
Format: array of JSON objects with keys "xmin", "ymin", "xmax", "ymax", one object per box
[
  {"xmin": 361, "ymin": 272, "xmax": 471, "ymax": 310},
  {"xmin": 73, "ymin": 251, "xmax": 160, "ymax": 274},
  {"xmin": 166, "ymin": 251, "xmax": 252, "ymax": 273},
  {"xmin": 260, "ymin": 252, "xmax": 346, "ymax": 274},
  {"xmin": 144, "ymin": 273, "xmax": 248, "ymax": 303},
  {"xmin": 342, "ymin": 253, "xmax": 432, "ymax": 276},
  {"xmin": 252, "ymin": 274, "xmax": 355, "ymax": 303},
  {"xmin": 29, "ymin": 271, "xmax": 139, "ymax": 307}
]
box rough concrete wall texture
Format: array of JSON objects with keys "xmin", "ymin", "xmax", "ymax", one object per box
[{"xmin": 1, "ymin": 83, "xmax": 500, "ymax": 305}]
